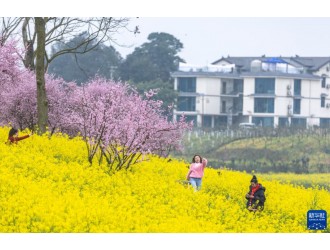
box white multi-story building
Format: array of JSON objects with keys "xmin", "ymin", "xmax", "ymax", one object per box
[{"xmin": 172, "ymin": 56, "xmax": 330, "ymax": 128}]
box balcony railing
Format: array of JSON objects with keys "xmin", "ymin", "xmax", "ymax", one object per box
[
  {"xmin": 220, "ymin": 90, "xmax": 242, "ymax": 97},
  {"xmin": 220, "ymin": 107, "xmax": 243, "ymax": 115}
]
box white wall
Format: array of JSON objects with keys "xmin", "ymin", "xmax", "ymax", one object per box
[
  {"xmin": 242, "ymin": 77, "xmax": 328, "ymax": 126},
  {"xmin": 174, "ymin": 72, "xmax": 330, "ymax": 127},
  {"xmin": 275, "ymin": 78, "xmax": 292, "ymax": 117},
  {"xmin": 315, "ymin": 64, "xmax": 330, "ymax": 77},
  {"xmin": 196, "ymin": 77, "xmax": 221, "ymax": 115},
  {"xmin": 303, "ymin": 79, "xmax": 330, "ymax": 118},
  {"xmin": 213, "ymin": 60, "xmax": 232, "ymax": 66},
  {"xmin": 242, "ymin": 77, "xmax": 254, "ymax": 117}
]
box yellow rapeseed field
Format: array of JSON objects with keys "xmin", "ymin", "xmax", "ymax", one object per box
[{"xmin": 0, "ymin": 127, "xmax": 329, "ymax": 233}]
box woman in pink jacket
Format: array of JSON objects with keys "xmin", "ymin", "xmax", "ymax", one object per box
[{"xmin": 186, "ymin": 155, "xmax": 208, "ymax": 191}]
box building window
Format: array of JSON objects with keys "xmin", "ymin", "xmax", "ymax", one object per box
[
  {"xmin": 294, "ymin": 79, "xmax": 301, "ymax": 96},
  {"xmin": 255, "ymin": 78, "xmax": 275, "ymax": 94},
  {"xmin": 322, "ymin": 77, "xmax": 326, "ymax": 88},
  {"xmin": 202, "ymin": 115, "xmax": 212, "ymax": 127},
  {"xmin": 291, "ymin": 118, "xmax": 306, "ymax": 128},
  {"xmin": 254, "ymin": 98, "xmax": 274, "ymax": 113},
  {"xmin": 321, "ymin": 96, "xmax": 326, "ymax": 108},
  {"xmin": 221, "ymin": 101, "xmax": 226, "ymax": 113},
  {"xmin": 177, "ymin": 97, "xmax": 196, "ymax": 111},
  {"xmin": 233, "ymin": 98, "xmax": 243, "ymax": 113},
  {"xmin": 222, "ymin": 81, "xmax": 227, "ymax": 94},
  {"xmin": 252, "ymin": 117, "xmax": 274, "ymax": 127},
  {"xmin": 278, "ymin": 117, "xmax": 289, "ymax": 127},
  {"xmin": 234, "ymin": 79, "xmax": 243, "ymax": 93},
  {"xmin": 214, "ymin": 116, "xmax": 227, "ymax": 128},
  {"xmin": 320, "ymin": 118, "xmax": 330, "ymax": 128},
  {"xmin": 293, "ymin": 99, "xmax": 301, "ymax": 114},
  {"xmin": 178, "ymin": 77, "xmax": 196, "ymax": 92}
]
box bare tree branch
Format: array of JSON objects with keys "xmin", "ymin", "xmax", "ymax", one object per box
[
  {"xmin": 0, "ymin": 17, "xmax": 23, "ymax": 45},
  {"xmin": 45, "ymin": 17, "xmax": 130, "ymax": 64},
  {"xmin": 1, "ymin": 17, "xmax": 131, "ymax": 71}
]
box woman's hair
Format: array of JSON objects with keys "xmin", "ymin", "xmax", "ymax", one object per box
[
  {"xmin": 8, "ymin": 128, "xmax": 18, "ymax": 137},
  {"xmin": 192, "ymin": 154, "xmax": 202, "ymax": 163},
  {"xmin": 250, "ymin": 175, "xmax": 258, "ymax": 183}
]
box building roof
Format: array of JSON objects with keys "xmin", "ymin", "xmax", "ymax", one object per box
[
  {"xmin": 241, "ymin": 71, "xmax": 321, "ymax": 80},
  {"xmin": 171, "ymin": 71, "xmax": 242, "ymax": 78},
  {"xmin": 211, "ymin": 56, "xmax": 330, "ymax": 71},
  {"xmin": 171, "ymin": 69, "xmax": 321, "ymax": 80},
  {"xmin": 289, "ymin": 57, "xmax": 330, "ymax": 70},
  {"xmin": 212, "ymin": 56, "xmax": 262, "ymax": 70}
]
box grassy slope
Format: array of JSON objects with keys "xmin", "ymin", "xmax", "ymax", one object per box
[{"xmin": 178, "ymin": 134, "xmax": 330, "ymax": 173}]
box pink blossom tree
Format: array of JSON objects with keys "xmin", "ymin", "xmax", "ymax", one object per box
[
  {"xmin": 65, "ymin": 78, "xmax": 192, "ymax": 171},
  {"xmin": 0, "ymin": 48, "xmax": 74, "ymax": 133},
  {"xmin": 0, "ymin": 40, "xmax": 35, "ymax": 129},
  {"xmin": 1, "ymin": 41, "xmax": 192, "ymax": 172},
  {"xmin": 0, "ymin": 40, "xmax": 24, "ymax": 89}
]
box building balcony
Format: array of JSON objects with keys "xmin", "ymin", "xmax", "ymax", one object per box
[
  {"xmin": 220, "ymin": 107, "xmax": 243, "ymax": 115},
  {"xmin": 220, "ymin": 91, "xmax": 242, "ymax": 98}
]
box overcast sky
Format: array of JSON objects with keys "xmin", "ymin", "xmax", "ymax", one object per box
[
  {"xmin": 4, "ymin": 1, "xmax": 330, "ymax": 67},
  {"xmin": 114, "ymin": 17, "xmax": 330, "ymax": 65}
]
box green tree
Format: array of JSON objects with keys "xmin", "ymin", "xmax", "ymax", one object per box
[
  {"xmin": 119, "ymin": 32, "xmax": 184, "ymax": 112},
  {"xmin": 49, "ymin": 32, "xmax": 122, "ymax": 84},
  {"xmin": 119, "ymin": 32, "xmax": 185, "ymax": 83},
  {"xmin": 133, "ymin": 80, "xmax": 178, "ymax": 117}
]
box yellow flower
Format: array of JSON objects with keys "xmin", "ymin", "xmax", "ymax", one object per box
[{"xmin": 0, "ymin": 126, "xmax": 329, "ymax": 232}]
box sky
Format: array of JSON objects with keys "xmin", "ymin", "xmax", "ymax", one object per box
[
  {"xmin": 114, "ymin": 17, "xmax": 330, "ymax": 65},
  {"xmin": 4, "ymin": 1, "xmax": 330, "ymax": 65},
  {"xmin": 4, "ymin": 1, "xmax": 330, "ymax": 67}
]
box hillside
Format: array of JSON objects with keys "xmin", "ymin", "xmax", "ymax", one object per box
[
  {"xmin": 175, "ymin": 130, "xmax": 330, "ymax": 173},
  {"xmin": 214, "ymin": 135, "xmax": 330, "ymax": 173},
  {"xmin": 0, "ymin": 127, "xmax": 329, "ymax": 232}
]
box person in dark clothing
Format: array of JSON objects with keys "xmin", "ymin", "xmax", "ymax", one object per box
[
  {"xmin": 245, "ymin": 175, "xmax": 266, "ymax": 212},
  {"xmin": 7, "ymin": 127, "xmax": 32, "ymax": 144}
]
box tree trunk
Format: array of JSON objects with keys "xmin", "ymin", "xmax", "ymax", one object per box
[
  {"xmin": 22, "ymin": 17, "xmax": 35, "ymax": 70},
  {"xmin": 35, "ymin": 17, "xmax": 48, "ymax": 134}
]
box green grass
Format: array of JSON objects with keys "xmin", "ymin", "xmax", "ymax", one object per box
[{"xmin": 174, "ymin": 130, "xmax": 330, "ymax": 173}]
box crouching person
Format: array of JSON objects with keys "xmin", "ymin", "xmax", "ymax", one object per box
[
  {"xmin": 7, "ymin": 127, "xmax": 33, "ymax": 144},
  {"xmin": 245, "ymin": 175, "xmax": 266, "ymax": 212}
]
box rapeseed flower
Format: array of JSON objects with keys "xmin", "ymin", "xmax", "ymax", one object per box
[{"xmin": 0, "ymin": 127, "xmax": 329, "ymax": 232}]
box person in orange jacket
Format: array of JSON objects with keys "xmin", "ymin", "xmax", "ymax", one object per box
[{"xmin": 7, "ymin": 127, "xmax": 33, "ymax": 144}]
